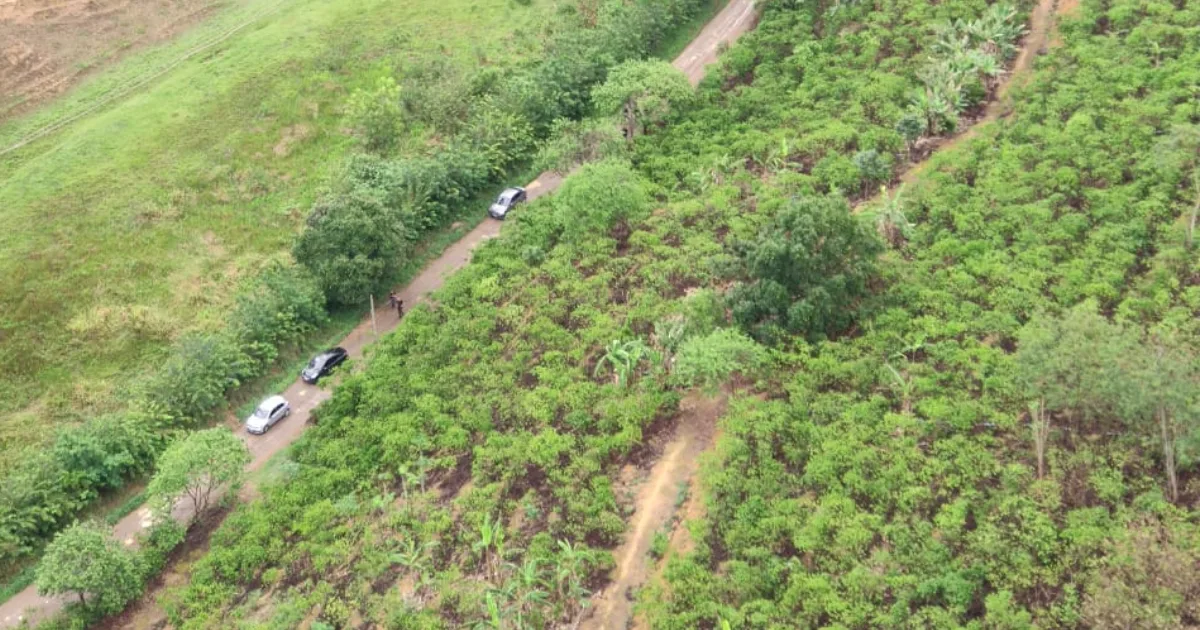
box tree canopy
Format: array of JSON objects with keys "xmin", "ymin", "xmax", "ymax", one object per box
[
  {"xmin": 36, "ymin": 521, "xmax": 141, "ymax": 612},
  {"xmin": 146, "ymin": 428, "xmax": 250, "ymax": 522}
]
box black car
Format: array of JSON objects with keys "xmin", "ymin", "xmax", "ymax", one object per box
[
  {"xmin": 301, "ymin": 347, "xmax": 348, "ymax": 384},
  {"xmin": 487, "ymin": 186, "xmax": 527, "ymax": 220}
]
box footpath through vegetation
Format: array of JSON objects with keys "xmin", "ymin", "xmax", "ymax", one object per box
[
  {"xmin": 640, "ymin": 0, "xmax": 1200, "ymax": 627},
  {"xmin": 14, "ymin": 0, "xmax": 1200, "ymax": 627}
]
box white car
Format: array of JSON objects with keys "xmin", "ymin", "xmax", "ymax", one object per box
[{"xmin": 246, "ymin": 395, "xmax": 291, "ymax": 435}]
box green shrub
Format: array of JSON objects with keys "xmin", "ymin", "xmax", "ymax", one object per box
[
  {"xmin": 293, "ymin": 189, "xmax": 410, "ymax": 306},
  {"xmin": 345, "ymin": 76, "xmax": 405, "ymax": 152},
  {"xmin": 134, "ymin": 334, "xmax": 251, "ymax": 427}
]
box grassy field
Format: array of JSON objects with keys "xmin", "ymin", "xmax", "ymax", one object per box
[{"xmin": 0, "ymin": 0, "xmax": 552, "ymax": 466}]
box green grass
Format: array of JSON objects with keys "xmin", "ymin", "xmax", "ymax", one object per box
[
  {"xmin": 103, "ymin": 489, "xmax": 149, "ymax": 527},
  {"xmin": 0, "ymin": 0, "xmax": 551, "ymax": 467}
]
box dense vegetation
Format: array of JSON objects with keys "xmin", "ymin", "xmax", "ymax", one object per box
[
  {"xmin": 27, "ymin": 0, "xmax": 1200, "ymax": 627},
  {"xmin": 144, "ymin": 0, "xmax": 1102, "ymax": 627},
  {"xmin": 643, "ymin": 0, "xmax": 1200, "ymax": 626},
  {"xmin": 0, "ymin": 0, "xmax": 710, "ymax": 591}
]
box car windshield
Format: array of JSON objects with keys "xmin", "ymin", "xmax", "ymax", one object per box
[{"xmin": 496, "ymin": 193, "xmax": 510, "ymax": 204}]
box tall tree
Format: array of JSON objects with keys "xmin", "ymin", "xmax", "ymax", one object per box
[
  {"xmin": 730, "ymin": 195, "xmax": 882, "ymax": 343},
  {"xmin": 1015, "ymin": 304, "xmax": 1142, "ymax": 477},
  {"xmin": 1127, "ymin": 329, "xmax": 1198, "ymax": 503},
  {"xmin": 36, "ymin": 521, "xmax": 141, "ymax": 612},
  {"xmin": 1154, "ymin": 124, "xmax": 1200, "ymax": 248},
  {"xmin": 293, "ymin": 189, "xmax": 409, "ymax": 306},
  {"xmin": 147, "ymin": 428, "xmax": 250, "ymax": 523},
  {"xmin": 591, "ymin": 60, "xmax": 693, "ymax": 142}
]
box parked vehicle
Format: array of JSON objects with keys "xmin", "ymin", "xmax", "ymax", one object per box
[
  {"xmin": 301, "ymin": 347, "xmax": 348, "ymax": 384},
  {"xmin": 246, "ymin": 395, "xmax": 291, "ymax": 435},
  {"xmin": 487, "ymin": 186, "xmax": 527, "ymax": 219}
]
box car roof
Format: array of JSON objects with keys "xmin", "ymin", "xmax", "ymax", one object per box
[
  {"xmin": 502, "ymin": 186, "xmax": 524, "ymax": 195},
  {"xmin": 259, "ymin": 395, "xmax": 287, "ymax": 408}
]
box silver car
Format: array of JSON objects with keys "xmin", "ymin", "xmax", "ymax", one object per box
[
  {"xmin": 245, "ymin": 395, "xmax": 291, "ymax": 435},
  {"xmin": 488, "ymin": 186, "xmax": 527, "ymax": 219}
]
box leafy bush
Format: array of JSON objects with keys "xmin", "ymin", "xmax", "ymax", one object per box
[
  {"xmin": 554, "ymin": 159, "xmax": 648, "ymax": 241},
  {"xmin": 671, "ymin": 328, "xmax": 768, "ymax": 390},
  {"xmin": 533, "ymin": 117, "xmax": 627, "ymax": 174},
  {"xmin": 134, "ymin": 333, "xmax": 251, "ymax": 427},
  {"xmin": 345, "ymin": 76, "xmax": 405, "ymax": 152},
  {"xmin": 36, "ymin": 521, "xmax": 141, "ymax": 613},
  {"xmin": 293, "ymin": 189, "xmax": 409, "ymax": 306},
  {"xmin": 228, "ymin": 262, "xmax": 328, "ymax": 369},
  {"xmin": 730, "ymin": 196, "xmax": 882, "ymax": 343}
]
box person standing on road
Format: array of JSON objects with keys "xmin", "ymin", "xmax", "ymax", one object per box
[{"xmin": 387, "ymin": 292, "xmax": 404, "ymax": 318}]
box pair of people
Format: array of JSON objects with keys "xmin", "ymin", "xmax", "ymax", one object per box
[{"xmin": 387, "ymin": 292, "xmax": 404, "ymax": 318}]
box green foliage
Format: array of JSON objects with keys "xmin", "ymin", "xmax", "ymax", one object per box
[
  {"xmin": 35, "ymin": 521, "xmax": 140, "ymax": 612},
  {"xmin": 533, "ymin": 117, "xmax": 627, "ymax": 174},
  {"xmin": 135, "ymin": 333, "xmax": 251, "ymax": 426},
  {"xmin": 1081, "ymin": 518, "xmax": 1200, "ymax": 628},
  {"xmin": 228, "ymin": 262, "xmax": 329, "ymax": 369},
  {"xmin": 138, "ymin": 1, "xmax": 1200, "ymax": 629},
  {"xmin": 345, "ymin": 76, "xmax": 405, "ymax": 152},
  {"xmin": 554, "ymin": 159, "xmax": 649, "ymax": 241},
  {"xmin": 670, "ymin": 328, "xmax": 767, "ymax": 390},
  {"xmin": 146, "ymin": 428, "xmax": 250, "ymax": 521},
  {"xmin": 592, "ymin": 59, "xmax": 694, "ymax": 138},
  {"xmin": 1015, "ymin": 304, "xmax": 1143, "ymax": 423},
  {"xmin": 293, "ymin": 189, "xmax": 409, "ymax": 306},
  {"xmin": 730, "ymin": 196, "xmax": 882, "ymax": 343}
]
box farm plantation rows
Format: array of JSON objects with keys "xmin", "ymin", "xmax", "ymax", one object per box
[
  {"xmin": 7, "ymin": 0, "xmax": 1200, "ymax": 628},
  {"xmin": 70, "ymin": 0, "xmax": 1195, "ymax": 628}
]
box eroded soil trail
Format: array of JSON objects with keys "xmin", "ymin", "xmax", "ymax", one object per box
[
  {"xmin": 897, "ymin": 0, "xmax": 1061, "ymax": 187},
  {"xmin": 624, "ymin": 1, "xmax": 1070, "ymax": 627},
  {"xmin": 581, "ymin": 392, "xmax": 726, "ymax": 630},
  {"xmin": 0, "ymin": 0, "xmax": 758, "ymax": 626}
]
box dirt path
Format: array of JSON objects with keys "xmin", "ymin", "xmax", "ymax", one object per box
[
  {"xmin": 581, "ymin": 393, "xmax": 725, "ymax": 630},
  {"xmin": 898, "ymin": 0, "xmax": 1059, "ymax": 186},
  {"xmin": 0, "ymin": 0, "xmax": 756, "ymax": 625},
  {"xmin": 614, "ymin": 1, "xmax": 1069, "ymax": 627}
]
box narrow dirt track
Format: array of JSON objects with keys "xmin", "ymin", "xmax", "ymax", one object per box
[
  {"xmin": 0, "ymin": 0, "xmax": 755, "ymax": 625},
  {"xmin": 581, "ymin": 393, "xmax": 725, "ymax": 630},
  {"xmin": 898, "ymin": 0, "xmax": 1059, "ymax": 186},
  {"xmin": 616, "ymin": 0, "xmax": 1067, "ymax": 627}
]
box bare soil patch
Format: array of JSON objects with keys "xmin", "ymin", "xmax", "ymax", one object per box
[
  {"xmin": 0, "ymin": 0, "xmax": 220, "ymax": 122},
  {"xmin": 580, "ymin": 391, "xmax": 725, "ymax": 630}
]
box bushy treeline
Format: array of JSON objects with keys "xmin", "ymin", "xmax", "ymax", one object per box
[
  {"xmin": 0, "ymin": 263, "xmax": 326, "ymax": 570},
  {"xmin": 644, "ymin": 0, "xmax": 1200, "ymax": 627},
  {"xmin": 158, "ymin": 152, "xmax": 784, "ymax": 627},
  {"xmin": 1, "ymin": 0, "xmax": 712, "ymax": 585},
  {"xmin": 295, "ymin": 0, "xmax": 707, "ymax": 305}
]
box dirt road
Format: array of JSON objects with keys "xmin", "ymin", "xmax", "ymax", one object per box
[{"xmin": 0, "ymin": 0, "xmax": 755, "ymax": 624}]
